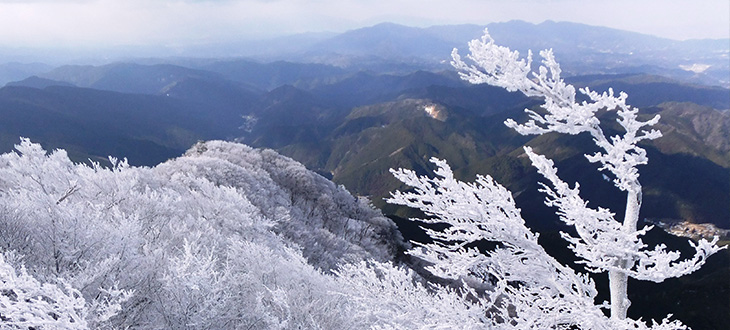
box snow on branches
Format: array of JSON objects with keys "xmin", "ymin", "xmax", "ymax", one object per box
[
  {"xmin": 526, "ymin": 148, "xmax": 723, "ymax": 282},
  {"xmin": 388, "ymin": 158, "xmax": 690, "ymax": 330},
  {"xmin": 0, "ymin": 253, "xmax": 88, "ymax": 329},
  {"xmin": 389, "ymin": 160, "xmax": 607, "ymax": 328},
  {"xmin": 451, "ymin": 31, "xmax": 662, "ymax": 193},
  {"xmin": 388, "ymin": 29, "xmax": 724, "ymax": 328}
]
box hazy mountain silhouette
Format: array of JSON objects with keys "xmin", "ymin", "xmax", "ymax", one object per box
[
  {"xmin": 270, "ymin": 21, "xmax": 729, "ymax": 87},
  {"xmin": 200, "ymin": 59, "xmax": 349, "ymax": 91},
  {"xmin": 0, "ymin": 62, "xmax": 53, "ymax": 86},
  {"xmin": 566, "ymin": 73, "xmax": 730, "ymax": 109},
  {"xmin": 6, "ymin": 76, "xmax": 75, "ymax": 89},
  {"xmin": 40, "ymin": 63, "xmax": 224, "ymax": 95},
  {"xmin": 0, "ymin": 84, "xmax": 248, "ymax": 165}
]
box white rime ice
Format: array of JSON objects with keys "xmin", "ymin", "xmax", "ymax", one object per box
[
  {"xmin": 0, "ymin": 139, "xmax": 404, "ymax": 329},
  {"xmin": 0, "ymin": 30, "xmax": 725, "ymax": 330},
  {"xmin": 388, "ymin": 30, "xmax": 725, "ymax": 329}
]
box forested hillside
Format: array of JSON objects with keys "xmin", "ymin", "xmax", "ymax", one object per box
[
  {"xmin": 0, "ymin": 139, "xmax": 410, "ymax": 328},
  {"xmin": 1, "ymin": 20, "xmax": 728, "ymax": 329}
]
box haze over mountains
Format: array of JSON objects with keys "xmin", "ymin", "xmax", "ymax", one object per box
[
  {"xmin": 1, "ymin": 20, "xmax": 729, "ymax": 328},
  {"xmin": 2, "ymin": 20, "xmax": 729, "ymax": 87},
  {"xmin": 2, "ymin": 21, "xmax": 729, "ymax": 226}
]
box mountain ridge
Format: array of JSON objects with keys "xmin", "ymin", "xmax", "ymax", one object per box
[{"xmin": 5, "ymin": 20, "xmax": 727, "ymax": 88}]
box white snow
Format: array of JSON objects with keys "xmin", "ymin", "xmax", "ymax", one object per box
[
  {"xmin": 423, "ymin": 104, "xmax": 439, "ymax": 119},
  {"xmin": 679, "ymin": 63, "xmax": 711, "ymax": 73}
]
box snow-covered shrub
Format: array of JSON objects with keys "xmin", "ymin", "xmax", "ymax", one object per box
[{"xmin": 0, "ymin": 139, "xmax": 402, "ymax": 329}]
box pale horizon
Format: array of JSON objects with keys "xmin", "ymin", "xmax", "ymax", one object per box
[{"xmin": 0, "ymin": 0, "xmax": 728, "ymax": 50}]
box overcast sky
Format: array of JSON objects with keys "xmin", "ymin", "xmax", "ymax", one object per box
[{"xmin": 1, "ymin": 0, "xmax": 728, "ymax": 48}]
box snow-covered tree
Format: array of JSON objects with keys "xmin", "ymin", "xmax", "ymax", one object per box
[
  {"xmin": 0, "ymin": 252, "xmax": 89, "ymax": 329},
  {"xmin": 335, "ymin": 260, "xmax": 494, "ymax": 329},
  {"xmin": 387, "ymin": 30, "xmax": 725, "ymax": 329},
  {"xmin": 0, "ymin": 139, "xmax": 403, "ymax": 329}
]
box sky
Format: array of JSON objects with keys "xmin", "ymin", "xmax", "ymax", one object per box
[{"xmin": 0, "ymin": 0, "xmax": 728, "ymax": 49}]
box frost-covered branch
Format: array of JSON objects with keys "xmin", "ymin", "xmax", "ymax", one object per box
[
  {"xmin": 0, "ymin": 253, "xmax": 88, "ymax": 329},
  {"xmin": 388, "ymin": 158, "xmax": 697, "ymax": 329},
  {"xmin": 385, "ymin": 28, "xmax": 725, "ymax": 327},
  {"xmin": 389, "ymin": 159, "xmax": 611, "ymax": 329},
  {"xmin": 452, "ymin": 29, "xmax": 662, "ymax": 193},
  {"xmin": 0, "ymin": 251, "xmax": 132, "ymax": 329},
  {"xmin": 525, "ymin": 147, "xmax": 724, "ymax": 281}
]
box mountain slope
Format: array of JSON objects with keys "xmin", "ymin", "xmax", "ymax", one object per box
[
  {"xmin": 0, "ymin": 62, "xmax": 53, "ymax": 86},
  {"xmin": 567, "ymin": 74, "xmax": 730, "ymax": 110},
  {"xmin": 310, "ymin": 70, "xmax": 465, "ymax": 108},
  {"xmin": 5, "ymin": 76, "xmax": 75, "ymax": 89},
  {"xmin": 252, "ymin": 92, "xmax": 730, "ymax": 229},
  {"xmin": 0, "ymin": 85, "xmax": 249, "ymax": 165},
  {"xmin": 299, "ymin": 21, "xmax": 729, "ymax": 87},
  {"xmin": 647, "ymin": 102, "xmax": 730, "ymax": 167},
  {"xmin": 200, "ymin": 59, "xmax": 348, "ymax": 91},
  {"xmin": 0, "ymin": 139, "xmax": 404, "ymax": 328},
  {"xmin": 40, "ymin": 63, "xmax": 225, "ymax": 95},
  {"xmin": 311, "ymin": 22, "xmax": 460, "ymax": 62}
]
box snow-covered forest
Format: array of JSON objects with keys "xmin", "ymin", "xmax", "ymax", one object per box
[
  {"xmin": 0, "ymin": 139, "xmax": 411, "ymax": 328},
  {"xmin": 1, "ymin": 31, "xmax": 726, "ymax": 329}
]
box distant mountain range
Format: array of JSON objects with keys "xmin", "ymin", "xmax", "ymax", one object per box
[
  {"xmin": 229, "ymin": 20, "xmax": 730, "ymax": 87},
  {"xmin": 1, "ymin": 20, "xmax": 728, "ymax": 88},
  {"xmin": 0, "ymin": 20, "xmax": 729, "ymax": 329},
  {"xmin": 3, "ymin": 59, "xmax": 728, "ymax": 229}
]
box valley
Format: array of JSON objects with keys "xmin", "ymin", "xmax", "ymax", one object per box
[{"xmin": 1, "ymin": 20, "xmax": 729, "ymax": 329}]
